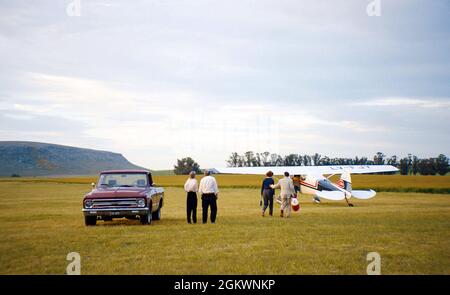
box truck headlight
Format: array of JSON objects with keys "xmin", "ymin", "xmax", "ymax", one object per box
[
  {"xmin": 137, "ymin": 198, "xmax": 146, "ymax": 208},
  {"xmin": 84, "ymin": 200, "xmax": 93, "ymax": 209}
]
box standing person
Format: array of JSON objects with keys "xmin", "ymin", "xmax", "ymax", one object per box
[
  {"xmin": 271, "ymin": 171, "xmax": 296, "ymax": 218},
  {"xmin": 199, "ymin": 170, "xmax": 219, "ymax": 224},
  {"xmin": 260, "ymin": 171, "xmax": 275, "ymax": 217},
  {"xmin": 184, "ymin": 171, "xmax": 198, "ymax": 224},
  {"xmin": 292, "ymin": 175, "xmax": 301, "ymax": 196}
]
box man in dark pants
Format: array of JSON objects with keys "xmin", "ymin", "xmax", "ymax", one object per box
[
  {"xmin": 201, "ymin": 193, "xmax": 217, "ymax": 223},
  {"xmin": 199, "ymin": 170, "xmax": 219, "ymax": 224},
  {"xmin": 261, "ymin": 171, "xmax": 275, "ymax": 217},
  {"xmin": 184, "ymin": 171, "xmax": 198, "ymax": 223}
]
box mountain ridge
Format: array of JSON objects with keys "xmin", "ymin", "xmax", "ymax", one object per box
[{"xmin": 0, "ymin": 141, "xmax": 148, "ymax": 176}]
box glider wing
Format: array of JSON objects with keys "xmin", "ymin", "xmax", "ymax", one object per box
[{"xmin": 213, "ymin": 165, "xmax": 398, "ymax": 175}]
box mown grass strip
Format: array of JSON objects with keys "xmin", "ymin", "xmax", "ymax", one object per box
[{"xmin": 1, "ymin": 175, "xmax": 449, "ymax": 194}]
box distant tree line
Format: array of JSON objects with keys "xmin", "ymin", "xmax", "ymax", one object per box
[
  {"xmin": 226, "ymin": 151, "xmax": 449, "ymax": 176},
  {"xmin": 398, "ymin": 154, "xmax": 449, "ymax": 176}
]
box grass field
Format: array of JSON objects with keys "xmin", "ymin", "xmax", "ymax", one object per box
[{"xmin": 0, "ymin": 176, "xmax": 449, "ymax": 274}]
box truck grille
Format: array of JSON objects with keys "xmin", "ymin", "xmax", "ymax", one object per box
[{"xmin": 91, "ymin": 198, "xmax": 141, "ymax": 208}]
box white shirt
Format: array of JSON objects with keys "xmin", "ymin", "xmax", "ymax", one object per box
[
  {"xmin": 184, "ymin": 178, "xmax": 198, "ymax": 192},
  {"xmin": 271, "ymin": 176, "xmax": 295, "ymax": 197},
  {"xmin": 199, "ymin": 175, "xmax": 219, "ymax": 195}
]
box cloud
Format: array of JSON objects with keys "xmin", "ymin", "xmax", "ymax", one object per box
[
  {"xmin": 0, "ymin": 71, "xmax": 397, "ymax": 168},
  {"xmin": 3, "ymin": 113, "xmax": 34, "ymax": 120},
  {"xmin": 351, "ymin": 97, "xmax": 450, "ymax": 109}
]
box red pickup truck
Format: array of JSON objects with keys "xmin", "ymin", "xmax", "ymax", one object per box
[{"xmin": 82, "ymin": 170, "xmax": 164, "ymax": 226}]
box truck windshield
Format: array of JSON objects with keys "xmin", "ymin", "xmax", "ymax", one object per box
[{"xmin": 98, "ymin": 173, "xmax": 148, "ymax": 188}]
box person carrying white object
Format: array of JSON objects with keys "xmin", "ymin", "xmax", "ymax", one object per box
[
  {"xmin": 271, "ymin": 171, "xmax": 296, "ymax": 218},
  {"xmin": 184, "ymin": 171, "xmax": 198, "ymax": 224},
  {"xmin": 199, "ymin": 170, "xmax": 219, "ymax": 223}
]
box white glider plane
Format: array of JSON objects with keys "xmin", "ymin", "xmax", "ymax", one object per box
[{"xmin": 213, "ymin": 165, "xmax": 399, "ymax": 207}]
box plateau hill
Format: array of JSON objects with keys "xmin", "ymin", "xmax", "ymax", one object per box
[{"xmin": 0, "ymin": 141, "xmax": 147, "ymax": 176}]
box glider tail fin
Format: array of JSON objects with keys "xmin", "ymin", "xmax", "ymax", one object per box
[{"xmin": 338, "ymin": 172, "xmax": 352, "ymax": 192}]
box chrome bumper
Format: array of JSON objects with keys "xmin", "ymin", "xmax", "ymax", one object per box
[{"xmin": 82, "ymin": 207, "xmax": 149, "ymax": 216}]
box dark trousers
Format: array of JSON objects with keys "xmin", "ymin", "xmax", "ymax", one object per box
[
  {"xmin": 262, "ymin": 189, "xmax": 274, "ymax": 215},
  {"xmin": 186, "ymin": 192, "xmax": 197, "ymax": 223},
  {"xmin": 201, "ymin": 193, "xmax": 217, "ymax": 223}
]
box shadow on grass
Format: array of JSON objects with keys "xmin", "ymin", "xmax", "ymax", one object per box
[
  {"xmin": 91, "ymin": 201, "xmax": 356, "ymax": 228},
  {"xmin": 95, "ymin": 216, "xmax": 192, "ymax": 227}
]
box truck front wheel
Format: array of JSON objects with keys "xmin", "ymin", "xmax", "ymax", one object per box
[
  {"xmin": 85, "ymin": 216, "xmax": 97, "ymax": 226},
  {"xmin": 140, "ymin": 204, "xmax": 152, "ymax": 225},
  {"xmin": 152, "ymin": 200, "xmax": 162, "ymax": 220}
]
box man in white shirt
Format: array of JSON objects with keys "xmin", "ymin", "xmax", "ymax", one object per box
[
  {"xmin": 198, "ymin": 170, "xmax": 219, "ymax": 224},
  {"xmin": 184, "ymin": 171, "xmax": 198, "ymax": 224},
  {"xmin": 271, "ymin": 171, "xmax": 296, "ymax": 217}
]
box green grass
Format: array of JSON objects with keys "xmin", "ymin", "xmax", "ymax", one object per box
[
  {"xmin": 150, "ymin": 169, "xmax": 175, "ymax": 176},
  {"xmin": 0, "ymin": 181, "xmax": 449, "ymax": 274}
]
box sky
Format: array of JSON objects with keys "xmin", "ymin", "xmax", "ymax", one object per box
[{"xmin": 0, "ymin": 0, "xmax": 449, "ymax": 169}]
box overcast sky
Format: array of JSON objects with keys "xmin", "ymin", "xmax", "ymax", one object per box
[{"xmin": 0, "ymin": 0, "xmax": 449, "ymax": 169}]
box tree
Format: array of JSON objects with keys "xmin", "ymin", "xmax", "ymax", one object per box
[
  {"xmin": 373, "ymin": 152, "xmax": 385, "ymax": 165},
  {"xmin": 226, "ymin": 152, "xmax": 240, "ymax": 167},
  {"xmin": 244, "ymin": 151, "xmax": 256, "ymax": 167},
  {"xmin": 237, "ymin": 155, "xmax": 245, "ymax": 167},
  {"xmin": 275, "ymin": 155, "xmax": 284, "ymax": 166},
  {"xmin": 312, "ymin": 153, "xmax": 321, "ymax": 166},
  {"xmin": 319, "ymin": 156, "xmax": 330, "ymax": 165},
  {"xmin": 270, "ymin": 153, "xmax": 279, "ymax": 166},
  {"xmin": 255, "ymin": 153, "xmax": 262, "ymax": 167},
  {"xmin": 436, "ymin": 154, "xmax": 449, "ymax": 176},
  {"xmin": 174, "ymin": 157, "xmax": 202, "ymax": 175},
  {"xmin": 407, "ymin": 153, "xmax": 413, "ymax": 175},
  {"xmin": 412, "ymin": 155, "xmax": 419, "ymax": 175},
  {"xmin": 261, "ymin": 151, "xmax": 271, "ymax": 166},
  {"xmin": 284, "ymin": 154, "xmax": 298, "ymax": 166},
  {"xmin": 417, "ymin": 159, "xmax": 436, "ymax": 175},
  {"xmin": 360, "ymin": 157, "xmax": 369, "ymax": 165},
  {"xmin": 399, "ymin": 158, "xmax": 409, "ymax": 175},
  {"xmin": 387, "ymin": 155, "xmax": 397, "ymax": 166},
  {"xmin": 303, "ymin": 155, "xmax": 312, "ymax": 166}
]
